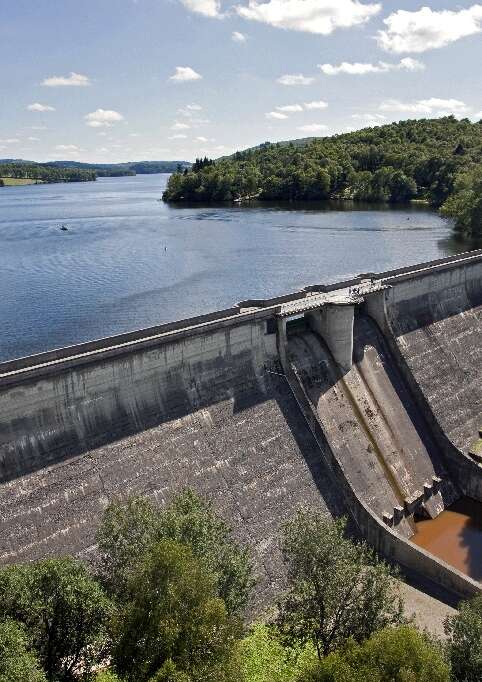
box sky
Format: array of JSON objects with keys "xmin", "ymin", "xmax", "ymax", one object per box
[{"xmin": 1, "ymin": 0, "xmax": 481, "ymax": 163}]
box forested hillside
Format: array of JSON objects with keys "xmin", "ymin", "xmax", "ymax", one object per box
[
  {"xmin": 0, "ymin": 159, "xmax": 191, "ymax": 182},
  {"xmin": 0, "ymin": 162, "xmax": 96, "ymax": 184},
  {"xmin": 163, "ymin": 117, "xmax": 482, "ymax": 237}
]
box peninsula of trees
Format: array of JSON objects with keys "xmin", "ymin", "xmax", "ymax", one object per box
[{"xmin": 162, "ymin": 117, "xmax": 482, "ymax": 238}]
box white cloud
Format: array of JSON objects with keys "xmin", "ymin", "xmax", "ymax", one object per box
[
  {"xmin": 304, "ymin": 100, "xmax": 328, "ymax": 110},
  {"xmin": 0, "ymin": 138, "xmax": 20, "ymax": 144},
  {"xmin": 232, "ymin": 30, "xmax": 247, "ymax": 42},
  {"xmin": 277, "ymin": 73, "xmax": 314, "ymax": 86},
  {"xmin": 169, "ymin": 66, "xmax": 202, "ymax": 82},
  {"xmin": 196, "ymin": 136, "xmax": 209, "ymax": 142},
  {"xmin": 236, "ymin": 0, "xmax": 381, "ymax": 35},
  {"xmin": 27, "ymin": 136, "xmax": 40, "ymax": 142},
  {"xmin": 297, "ymin": 123, "xmax": 328, "ymax": 133},
  {"xmin": 351, "ymin": 113, "xmax": 387, "ymax": 127},
  {"xmin": 169, "ymin": 134, "xmax": 188, "ymax": 139},
  {"xmin": 171, "ymin": 121, "xmax": 191, "ymax": 130},
  {"xmin": 377, "ymin": 5, "xmax": 482, "ymax": 54},
  {"xmin": 178, "ymin": 103, "xmax": 203, "ymax": 117},
  {"xmin": 42, "ymin": 72, "xmax": 91, "ymax": 87},
  {"xmin": 85, "ymin": 109, "xmax": 124, "ymax": 128},
  {"xmin": 380, "ymin": 97, "xmax": 469, "ymax": 117},
  {"xmin": 27, "ymin": 102, "xmax": 55, "ymax": 112},
  {"xmin": 276, "ymin": 104, "xmax": 303, "ymax": 112},
  {"xmin": 266, "ymin": 111, "xmax": 288, "ymax": 119},
  {"xmin": 352, "ymin": 113, "xmax": 386, "ymax": 121},
  {"xmin": 474, "ymin": 111, "xmax": 482, "ymax": 120},
  {"xmin": 180, "ymin": 0, "xmax": 221, "ymax": 17},
  {"xmin": 319, "ymin": 57, "xmax": 424, "ymax": 75},
  {"xmin": 29, "ymin": 125, "xmax": 48, "ymax": 130},
  {"xmin": 55, "ymin": 144, "xmax": 81, "ymax": 152}
]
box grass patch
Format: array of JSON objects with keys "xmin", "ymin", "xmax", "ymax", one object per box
[{"xmin": 0, "ymin": 177, "xmax": 44, "ymax": 186}]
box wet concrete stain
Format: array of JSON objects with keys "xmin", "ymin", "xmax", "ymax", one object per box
[{"xmin": 413, "ymin": 498, "xmax": 482, "ymax": 581}]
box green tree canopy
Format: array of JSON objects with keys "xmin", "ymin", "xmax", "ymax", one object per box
[
  {"xmin": 96, "ymin": 489, "xmax": 254, "ymax": 614},
  {"xmin": 441, "ymin": 167, "xmax": 482, "ymax": 238},
  {"xmin": 276, "ymin": 512, "xmax": 403, "ymax": 659},
  {"xmin": 162, "ymin": 116, "xmax": 482, "ymax": 237},
  {"xmin": 239, "ymin": 623, "xmax": 316, "ymax": 682},
  {"xmin": 112, "ymin": 539, "xmax": 242, "ymax": 682},
  {"xmin": 299, "ymin": 626, "xmax": 450, "ymax": 682},
  {"xmin": 445, "ymin": 592, "xmax": 482, "ymax": 682},
  {"xmin": 0, "ymin": 558, "xmax": 113, "ymax": 681},
  {"xmin": 0, "ymin": 619, "xmax": 46, "ymax": 682}
]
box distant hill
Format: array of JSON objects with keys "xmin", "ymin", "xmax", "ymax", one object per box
[{"xmin": 0, "ymin": 159, "xmax": 192, "ymax": 177}]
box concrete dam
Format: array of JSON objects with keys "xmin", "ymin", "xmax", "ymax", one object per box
[{"xmin": 1, "ymin": 249, "xmax": 481, "ymax": 606}]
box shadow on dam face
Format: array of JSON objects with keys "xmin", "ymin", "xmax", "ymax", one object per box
[{"xmin": 412, "ymin": 498, "xmax": 482, "ymax": 581}]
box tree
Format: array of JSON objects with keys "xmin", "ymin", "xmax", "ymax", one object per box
[
  {"xmin": 0, "ymin": 558, "xmax": 113, "ymax": 681},
  {"xmin": 96, "ymin": 489, "xmax": 254, "ymax": 614},
  {"xmin": 112, "ymin": 539, "xmax": 242, "ymax": 682},
  {"xmin": 445, "ymin": 592, "xmax": 482, "ymax": 682},
  {"xmin": 239, "ymin": 623, "xmax": 316, "ymax": 682},
  {"xmin": 276, "ymin": 512, "xmax": 403, "ymax": 659},
  {"xmin": 441, "ymin": 167, "xmax": 482, "ymax": 238},
  {"xmin": 299, "ymin": 626, "xmax": 450, "ymax": 682},
  {"xmin": 96, "ymin": 495, "xmax": 161, "ymax": 600},
  {"xmin": 94, "ymin": 672, "xmax": 122, "ymax": 682},
  {"xmin": 157, "ymin": 489, "xmax": 254, "ymax": 614},
  {"xmin": 0, "ymin": 619, "xmax": 46, "ymax": 682},
  {"xmin": 148, "ymin": 660, "xmax": 191, "ymax": 681}
]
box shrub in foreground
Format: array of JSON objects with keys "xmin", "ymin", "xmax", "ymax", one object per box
[
  {"xmin": 112, "ymin": 539, "xmax": 242, "ymax": 681},
  {"xmin": 445, "ymin": 592, "xmax": 482, "ymax": 682},
  {"xmin": 97, "ymin": 489, "xmax": 254, "ymax": 614},
  {"xmin": 277, "ymin": 512, "xmax": 403, "ymax": 658},
  {"xmin": 0, "ymin": 619, "xmax": 46, "ymax": 682},
  {"xmin": 299, "ymin": 626, "xmax": 450, "ymax": 682},
  {"xmin": 0, "ymin": 558, "xmax": 112, "ymax": 680}
]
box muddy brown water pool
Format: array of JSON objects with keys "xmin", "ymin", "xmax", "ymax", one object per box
[{"xmin": 413, "ymin": 498, "xmax": 482, "ymax": 581}]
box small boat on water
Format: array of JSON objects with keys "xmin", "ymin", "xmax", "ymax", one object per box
[{"xmin": 60, "ymin": 224, "xmax": 68, "ymax": 231}]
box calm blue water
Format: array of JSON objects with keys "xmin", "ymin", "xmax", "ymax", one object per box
[{"xmin": 0, "ymin": 173, "xmax": 467, "ymax": 361}]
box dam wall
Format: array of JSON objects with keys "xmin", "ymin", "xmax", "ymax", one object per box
[
  {"xmin": 280, "ymin": 345, "xmax": 480, "ymax": 600},
  {"xmin": 0, "ymin": 309, "xmax": 278, "ymax": 481},
  {"xmin": 1, "ymin": 249, "xmax": 481, "ymax": 603},
  {"xmin": 0, "ymin": 309, "xmax": 346, "ymax": 606},
  {"xmin": 365, "ymin": 251, "xmax": 482, "ymax": 500}
]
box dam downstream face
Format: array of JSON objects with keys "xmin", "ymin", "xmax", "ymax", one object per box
[{"xmin": 412, "ymin": 498, "xmax": 482, "ymax": 581}]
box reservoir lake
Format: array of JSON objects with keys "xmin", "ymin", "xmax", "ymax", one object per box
[{"xmin": 0, "ymin": 172, "xmax": 471, "ymax": 361}]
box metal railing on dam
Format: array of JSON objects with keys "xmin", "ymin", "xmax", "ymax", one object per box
[{"xmin": 1, "ymin": 248, "xmax": 481, "ymax": 606}]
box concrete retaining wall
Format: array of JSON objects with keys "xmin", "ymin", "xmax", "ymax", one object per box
[
  {"xmin": 365, "ymin": 256, "xmax": 482, "ymax": 501},
  {"xmin": 0, "ymin": 311, "xmax": 278, "ymax": 481},
  {"xmin": 282, "ymin": 350, "xmax": 480, "ymax": 601}
]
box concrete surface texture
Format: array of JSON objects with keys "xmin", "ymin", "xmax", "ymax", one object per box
[
  {"xmin": 0, "ymin": 316, "xmax": 277, "ymax": 482},
  {"xmin": 287, "ymin": 313, "xmax": 458, "ymax": 537},
  {"xmin": 386, "ymin": 263, "xmax": 482, "ymax": 455},
  {"xmin": 0, "ymin": 372, "xmax": 345, "ymax": 609}
]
